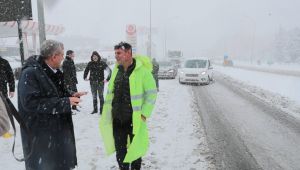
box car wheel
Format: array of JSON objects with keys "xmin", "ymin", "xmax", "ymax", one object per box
[
  {"xmin": 179, "ymin": 78, "xmax": 183, "ymax": 84},
  {"xmin": 210, "ymin": 76, "xmax": 214, "ymax": 83},
  {"xmin": 206, "ymin": 76, "xmax": 210, "ymax": 85}
]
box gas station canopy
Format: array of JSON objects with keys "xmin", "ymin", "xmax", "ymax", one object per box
[{"xmin": 0, "ymin": 21, "xmax": 65, "ymax": 38}]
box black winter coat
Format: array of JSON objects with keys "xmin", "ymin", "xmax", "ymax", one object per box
[
  {"xmin": 83, "ymin": 57, "xmax": 111, "ymax": 82},
  {"xmin": 152, "ymin": 60, "xmax": 159, "ymax": 75},
  {"xmin": 18, "ymin": 56, "xmax": 77, "ymax": 170},
  {"xmin": 62, "ymin": 56, "xmax": 78, "ymax": 85},
  {"xmin": 112, "ymin": 59, "xmax": 136, "ymax": 123},
  {"xmin": 0, "ymin": 56, "xmax": 15, "ymax": 96}
]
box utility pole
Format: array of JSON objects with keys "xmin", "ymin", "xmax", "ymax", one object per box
[
  {"xmin": 164, "ymin": 16, "xmax": 179, "ymax": 59},
  {"xmin": 17, "ymin": 20, "xmax": 25, "ymax": 66},
  {"xmin": 243, "ymin": 15, "xmax": 256, "ymax": 64},
  {"xmin": 164, "ymin": 21, "xmax": 168, "ymax": 59},
  {"xmin": 149, "ymin": 0, "xmax": 152, "ymax": 58},
  {"xmin": 250, "ymin": 23, "xmax": 256, "ymax": 64},
  {"xmin": 37, "ymin": 0, "xmax": 46, "ymax": 46}
]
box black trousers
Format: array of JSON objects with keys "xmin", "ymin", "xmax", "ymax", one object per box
[
  {"xmin": 113, "ymin": 119, "xmax": 142, "ymax": 170},
  {"xmin": 90, "ymin": 81, "xmax": 104, "ymax": 113},
  {"xmin": 154, "ymin": 77, "xmax": 159, "ymax": 90}
]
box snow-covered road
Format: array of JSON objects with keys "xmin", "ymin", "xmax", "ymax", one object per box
[
  {"xmin": 0, "ymin": 72, "xmax": 215, "ymax": 170},
  {"xmin": 193, "ymin": 73, "xmax": 300, "ymax": 170}
]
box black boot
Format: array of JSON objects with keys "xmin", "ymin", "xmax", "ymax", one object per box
[
  {"xmin": 91, "ymin": 99, "xmax": 98, "ymax": 114},
  {"xmin": 90, "ymin": 110, "xmax": 97, "ymax": 114},
  {"xmin": 99, "ymin": 96, "xmax": 104, "ymax": 115},
  {"xmin": 100, "ymin": 106, "xmax": 103, "ymax": 115}
]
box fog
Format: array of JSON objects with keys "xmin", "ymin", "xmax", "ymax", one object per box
[{"xmin": 30, "ymin": 0, "xmax": 300, "ymax": 61}]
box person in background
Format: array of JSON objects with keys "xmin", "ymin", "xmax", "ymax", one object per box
[
  {"xmin": 0, "ymin": 55, "xmax": 15, "ymax": 98},
  {"xmin": 83, "ymin": 51, "xmax": 111, "ymax": 114},
  {"xmin": 62, "ymin": 50, "xmax": 79, "ymax": 111},
  {"xmin": 0, "ymin": 55, "xmax": 15, "ymax": 138},
  {"xmin": 152, "ymin": 58, "xmax": 159, "ymax": 91}
]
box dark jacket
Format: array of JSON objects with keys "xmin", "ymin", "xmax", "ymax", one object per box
[
  {"xmin": 152, "ymin": 60, "xmax": 159, "ymax": 75},
  {"xmin": 0, "ymin": 56, "xmax": 15, "ymax": 96},
  {"xmin": 18, "ymin": 56, "xmax": 77, "ymax": 170},
  {"xmin": 83, "ymin": 55, "xmax": 112, "ymax": 82},
  {"xmin": 62, "ymin": 56, "xmax": 78, "ymax": 85},
  {"xmin": 112, "ymin": 59, "xmax": 136, "ymax": 123}
]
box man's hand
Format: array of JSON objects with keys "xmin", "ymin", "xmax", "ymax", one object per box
[
  {"xmin": 69, "ymin": 97, "xmax": 81, "ymax": 106},
  {"xmin": 73, "ymin": 91, "xmax": 88, "ymax": 98},
  {"xmin": 9, "ymin": 92, "xmax": 14, "ymax": 98},
  {"xmin": 141, "ymin": 114, "xmax": 147, "ymax": 122}
]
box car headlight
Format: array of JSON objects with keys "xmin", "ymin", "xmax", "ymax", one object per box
[
  {"xmin": 168, "ymin": 69, "xmax": 174, "ymax": 73},
  {"xmin": 201, "ymin": 71, "xmax": 206, "ymax": 75}
]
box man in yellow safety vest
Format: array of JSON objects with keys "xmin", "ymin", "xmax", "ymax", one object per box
[{"xmin": 99, "ymin": 42, "xmax": 157, "ymax": 170}]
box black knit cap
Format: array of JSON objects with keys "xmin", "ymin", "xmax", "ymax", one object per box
[
  {"xmin": 66, "ymin": 50, "xmax": 74, "ymax": 56},
  {"xmin": 114, "ymin": 42, "xmax": 132, "ymax": 51}
]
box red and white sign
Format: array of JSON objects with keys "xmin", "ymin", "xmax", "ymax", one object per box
[
  {"xmin": 126, "ymin": 24, "xmax": 136, "ymax": 36},
  {"xmin": 0, "ymin": 21, "xmax": 65, "ymax": 38},
  {"xmin": 126, "ymin": 24, "xmax": 137, "ymax": 54}
]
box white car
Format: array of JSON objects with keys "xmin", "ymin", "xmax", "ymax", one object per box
[
  {"xmin": 157, "ymin": 61, "xmax": 177, "ymax": 79},
  {"xmin": 178, "ymin": 58, "xmax": 213, "ymax": 85}
]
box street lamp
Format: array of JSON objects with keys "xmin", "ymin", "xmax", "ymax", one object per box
[
  {"xmin": 37, "ymin": 0, "xmax": 46, "ymax": 46},
  {"xmin": 149, "ymin": 0, "xmax": 152, "ymax": 58},
  {"xmin": 164, "ymin": 16, "xmax": 179, "ymax": 59},
  {"xmin": 249, "ymin": 19, "xmax": 256, "ymax": 64},
  {"xmin": 243, "ymin": 15, "xmax": 256, "ymax": 64}
]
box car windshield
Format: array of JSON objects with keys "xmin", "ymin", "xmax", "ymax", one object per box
[
  {"xmin": 184, "ymin": 60, "xmax": 207, "ymax": 68},
  {"xmin": 159, "ymin": 61, "xmax": 172, "ymax": 67}
]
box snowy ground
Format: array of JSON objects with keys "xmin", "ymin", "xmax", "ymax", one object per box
[
  {"xmin": 231, "ymin": 60, "xmax": 300, "ymax": 72},
  {"xmin": 0, "ymin": 71, "xmax": 215, "ymax": 170},
  {"xmin": 213, "ymin": 60, "xmax": 300, "ymax": 77},
  {"xmin": 215, "ymin": 65, "xmax": 300, "ymax": 120},
  {"xmin": 213, "ymin": 60, "xmax": 300, "ymax": 72}
]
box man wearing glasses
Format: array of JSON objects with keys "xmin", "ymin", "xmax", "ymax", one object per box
[
  {"xmin": 18, "ymin": 40, "xmax": 87, "ymax": 170},
  {"xmin": 100, "ymin": 42, "xmax": 157, "ymax": 170}
]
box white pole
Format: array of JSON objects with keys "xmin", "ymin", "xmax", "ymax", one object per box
[
  {"xmin": 37, "ymin": 0, "xmax": 46, "ymax": 46},
  {"xmin": 149, "ymin": 0, "xmax": 152, "ymax": 58}
]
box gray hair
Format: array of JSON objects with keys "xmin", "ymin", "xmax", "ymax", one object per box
[{"xmin": 40, "ymin": 40, "xmax": 64, "ymax": 60}]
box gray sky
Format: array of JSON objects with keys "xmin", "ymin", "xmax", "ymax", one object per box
[{"xmin": 31, "ymin": 0, "xmax": 300, "ymax": 59}]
